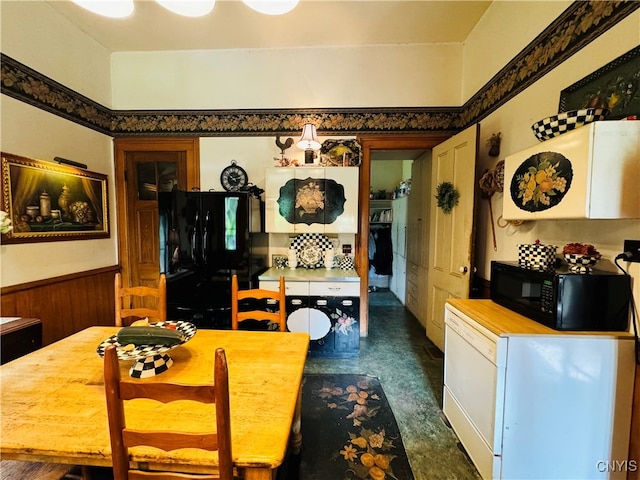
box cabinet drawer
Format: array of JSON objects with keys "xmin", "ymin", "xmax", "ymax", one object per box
[
  {"xmin": 406, "ymin": 279, "xmax": 419, "ymax": 297},
  {"xmin": 261, "ymin": 281, "xmax": 309, "ymax": 296},
  {"xmin": 407, "ymin": 262, "xmax": 420, "ymax": 275},
  {"xmin": 310, "ymin": 282, "xmax": 360, "ymax": 296}
]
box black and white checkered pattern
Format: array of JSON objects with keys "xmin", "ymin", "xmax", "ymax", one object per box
[
  {"xmin": 129, "ymin": 353, "xmax": 174, "ymax": 378},
  {"xmin": 96, "ymin": 321, "xmax": 197, "ymax": 377},
  {"xmin": 564, "ymin": 253, "xmax": 600, "ymax": 273},
  {"xmin": 518, "ymin": 243, "xmax": 557, "ymax": 271},
  {"xmin": 290, "ymin": 233, "xmax": 335, "ymax": 269},
  {"xmin": 531, "ymin": 108, "xmax": 609, "ymax": 142}
]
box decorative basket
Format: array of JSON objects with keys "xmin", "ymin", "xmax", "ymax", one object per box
[
  {"xmin": 518, "ymin": 243, "xmax": 557, "ymax": 271},
  {"xmin": 531, "ymin": 108, "xmax": 609, "ymax": 142}
]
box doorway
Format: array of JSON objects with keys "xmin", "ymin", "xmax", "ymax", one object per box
[
  {"xmin": 356, "ymin": 134, "xmax": 451, "ymax": 336},
  {"xmin": 114, "ymin": 138, "xmax": 200, "ymax": 289}
]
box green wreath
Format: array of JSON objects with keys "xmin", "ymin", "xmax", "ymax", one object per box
[{"xmin": 435, "ymin": 182, "xmax": 460, "ymax": 214}]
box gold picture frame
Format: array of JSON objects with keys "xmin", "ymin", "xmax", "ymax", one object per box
[{"xmin": 1, "ymin": 152, "xmax": 109, "ymax": 243}]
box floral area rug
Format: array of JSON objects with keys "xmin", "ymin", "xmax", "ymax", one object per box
[{"xmin": 284, "ymin": 373, "xmax": 415, "ymax": 480}]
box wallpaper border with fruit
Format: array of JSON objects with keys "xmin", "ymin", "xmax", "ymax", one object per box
[{"xmin": 1, "ymin": 0, "xmax": 638, "ymax": 137}]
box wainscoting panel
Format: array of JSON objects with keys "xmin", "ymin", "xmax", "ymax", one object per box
[{"xmin": 1, "ymin": 266, "xmax": 119, "ymax": 347}]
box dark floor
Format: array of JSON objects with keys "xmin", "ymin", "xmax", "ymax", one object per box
[
  {"xmin": 304, "ymin": 289, "xmax": 482, "ymax": 480},
  {"xmin": 74, "ymin": 290, "xmax": 481, "ymax": 480}
]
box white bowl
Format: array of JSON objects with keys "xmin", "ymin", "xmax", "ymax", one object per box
[{"xmin": 531, "ymin": 108, "xmax": 609, "ymax": 141}]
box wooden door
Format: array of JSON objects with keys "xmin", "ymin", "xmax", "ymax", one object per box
[
  {"xmin": 426, "ymin": 125, "xmax": 478, "ymax": 350},
  {"xmin": 114, "ymin": 138, "xmax": 199, "ymax": 291}
]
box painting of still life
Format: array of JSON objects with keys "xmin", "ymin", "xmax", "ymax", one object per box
[{"xmin": 1, "ymin": 152, "xmax": 109, "ymax": 243}]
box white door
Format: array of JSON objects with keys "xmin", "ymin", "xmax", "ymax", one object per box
[{"xmin": 426, "ymin": 125, "xmax": 478, "ymax": 350}]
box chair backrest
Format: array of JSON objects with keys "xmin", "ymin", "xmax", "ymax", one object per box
[
  {"xmin": 103, "ymin": 345, "xmax": 233, "ymax": 480},
  {"xmin": 230, "ymin": 275, "xmax": 286, "ymax": 332},
  {"xmin": 115, "ymin": 272, "xmax": 167, "ymax": 327}
]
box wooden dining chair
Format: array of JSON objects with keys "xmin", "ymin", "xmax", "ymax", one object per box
[
  {"xmin": 230, "ymin": 275, "xmax": 286, "ymax": 331},
  {"xmin": 103, "ymin": 345, "xmax": 233, "ymax": 480},
  {"xmin": 114, "ymin": 272, "xmax": 167, "ymax": 327}
]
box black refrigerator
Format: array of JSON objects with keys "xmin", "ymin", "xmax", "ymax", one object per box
[{"xmin": 158, "ymin": 190, "xmax": 267, "ymax": 329}]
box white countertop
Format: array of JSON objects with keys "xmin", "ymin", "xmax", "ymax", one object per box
[{"xmin": 259, "ymin": 267, "xmax": 360, "ymax": 282}]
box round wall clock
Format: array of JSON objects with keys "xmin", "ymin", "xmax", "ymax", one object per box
[{"xmin": 220, "ymin": 160, "xmax": 248, "ymax": 191}]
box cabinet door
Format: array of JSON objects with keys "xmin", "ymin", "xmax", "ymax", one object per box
[
  {"xmin": 265, "ymin": 167, "xmax": 359, "ymax": 233},
  {"xmin": 291, "ymin": 167, "xmax": 326, "ymax": 234},
  {"xmin": 265, "ymin": 167, "xmax": 295, "ymax": 232},
  {"xmin": 324, "ymin": 167, "xmax": 359, "ymax": 233}
]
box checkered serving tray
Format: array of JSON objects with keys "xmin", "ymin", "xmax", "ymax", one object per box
[
  {"xmin": 96, "ymin": 320, "xmax": 197, "ymax": 361},
  {"xmin": 531, "ymin": 108, "xmax": 609, "ymax": 142}
]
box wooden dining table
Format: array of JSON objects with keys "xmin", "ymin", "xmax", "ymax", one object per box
[{"xmin": 0, "ymin": 326, "xmax": 310, "ymax": 480}]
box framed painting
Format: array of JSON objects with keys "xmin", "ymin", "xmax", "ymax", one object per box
[
  {"xmin": 1, "ymin": 152, "xmax": 109, "ymax": 243},
  {"xmin": 558, "ymin": 45, "xmax": 640, "ymax": 119}
]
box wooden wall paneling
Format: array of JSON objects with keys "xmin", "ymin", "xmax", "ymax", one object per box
[{"xmin": 1, "ymin": 266, "xmax": 119, "ymax": 347}]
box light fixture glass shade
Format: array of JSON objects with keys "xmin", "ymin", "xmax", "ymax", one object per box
[
  {"xmin": 156, "ymin": 0, "xmax": 216, "ymax": 17},
  {"xmin": 71, "ymin": 0, "xmax": 134, "ymax": 18},
  {"xmin": 242, "ymin": 0, "xmax": 299, "ymax": 15},
  {"xmin": 297, "ymin": 123, "xmax": 321, "ymax": 151}
]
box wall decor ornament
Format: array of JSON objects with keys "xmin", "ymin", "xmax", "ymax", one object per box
[
  {"xmin": 319, "ymin": 139, "xmax": 362, "ymax": 166},
  {"xmin": 277, "ymin": 177, "xmax": 347, "ymax": 226},
  {"xmin": 1, "ymin": 153, "xmax": 109, "ymax": 243},
  {"xmin": 509, "ymin": 152, "xmax": 573, "ymax": 212},
  {"xmin": 558, "ymin": 45, "xmax": 640, "ymax": 120},
  {"xmin": 434, "ymin": 182, "xmax": 460, "ymax": 214}
]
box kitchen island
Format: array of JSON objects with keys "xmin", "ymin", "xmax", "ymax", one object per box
[
  {"xmin": 259, "ymin": 267, "xmax": 360, "ymax": 357},
  {"xmin": 443, "ymin": 299, "xmax": 635, "ymax": 480}
]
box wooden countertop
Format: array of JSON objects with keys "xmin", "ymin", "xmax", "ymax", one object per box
[
  {"xmin": 259, "ymin": 267, "xmax": 359, "ymax": 282},
  {"xmin": 446, "ymin": 299, "xmax": 634, "ymax": 339}
]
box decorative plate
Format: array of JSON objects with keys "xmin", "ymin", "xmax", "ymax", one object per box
[
  {"xmin": 96, "ymin": 321, "xmax": 197, "ymax": 361},
  {"xmin": 319, "ymin": 139, "xmax": 362, "ymax": 166},
  {"xmin": 299, "ymin": 243, "xmax": 322, "ymax": 268},
  {"xmin": 290, "ymin": 233, "xmax": 335, "ymax": 269}
]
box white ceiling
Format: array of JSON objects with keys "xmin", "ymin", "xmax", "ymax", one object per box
[{"xmin": 45, "ymin": 0, "xmax": 492, "ymax": 52}]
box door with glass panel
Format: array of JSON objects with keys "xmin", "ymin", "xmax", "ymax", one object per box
[{"xmin": 114, "ymin": 138, "xmax": 199, "ymax": 294}]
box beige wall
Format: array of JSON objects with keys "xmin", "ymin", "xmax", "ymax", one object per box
[
  {"xmin": 0, "ymin": 1, "xmax": 116, "ymax": 287},
  {"xmin": 470, "ymin": 6, "xmax": 640, "ymax": 306},
  {"xmin": 110, "ymin": 43, "xmax": 464, "ymax": 109}
]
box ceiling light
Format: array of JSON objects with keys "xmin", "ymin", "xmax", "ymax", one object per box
[
  {"xmin": 155, "ymin": 0, "xmax": 216, "ymax": 17},
  {"xmin": 71, "ymin": 0, "xmax": 134, "ymax": 18},
  {"xmin": 242, "ymin": 0, "xmax": 299, "ymax": 15}
]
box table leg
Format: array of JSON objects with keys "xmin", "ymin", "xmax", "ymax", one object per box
[
  {"xmin": 290, "ymin": 385, "xmax": 303, "ymax": 454},
  {"xmin": 244, "ymin": 467, "xmax": 276, "ymax": 480}
]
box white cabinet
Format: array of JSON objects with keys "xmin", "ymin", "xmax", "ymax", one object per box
[
  {"xmin": 390, "ymin": 196, "xmax": 408, "ymax": 303},
  {"xmin": 443, "ymin": 302, "xmax": 636, "ymax": 480},
  {"xmin": 503, "ymin": 121, "xmax": 640, "ymax": 220},
  {"xmin": 265, "ymin": 167, "xmax": 359, "ymax": 233}
]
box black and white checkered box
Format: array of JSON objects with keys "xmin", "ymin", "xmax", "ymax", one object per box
[{"xmin": 518, "ymin": 243, "xmax": 557, "ymax": 271}]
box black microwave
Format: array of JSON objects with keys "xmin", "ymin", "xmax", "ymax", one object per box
[{"xmin": 490, "ymin": 261, "xmax": 631, "ymax": 331}]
